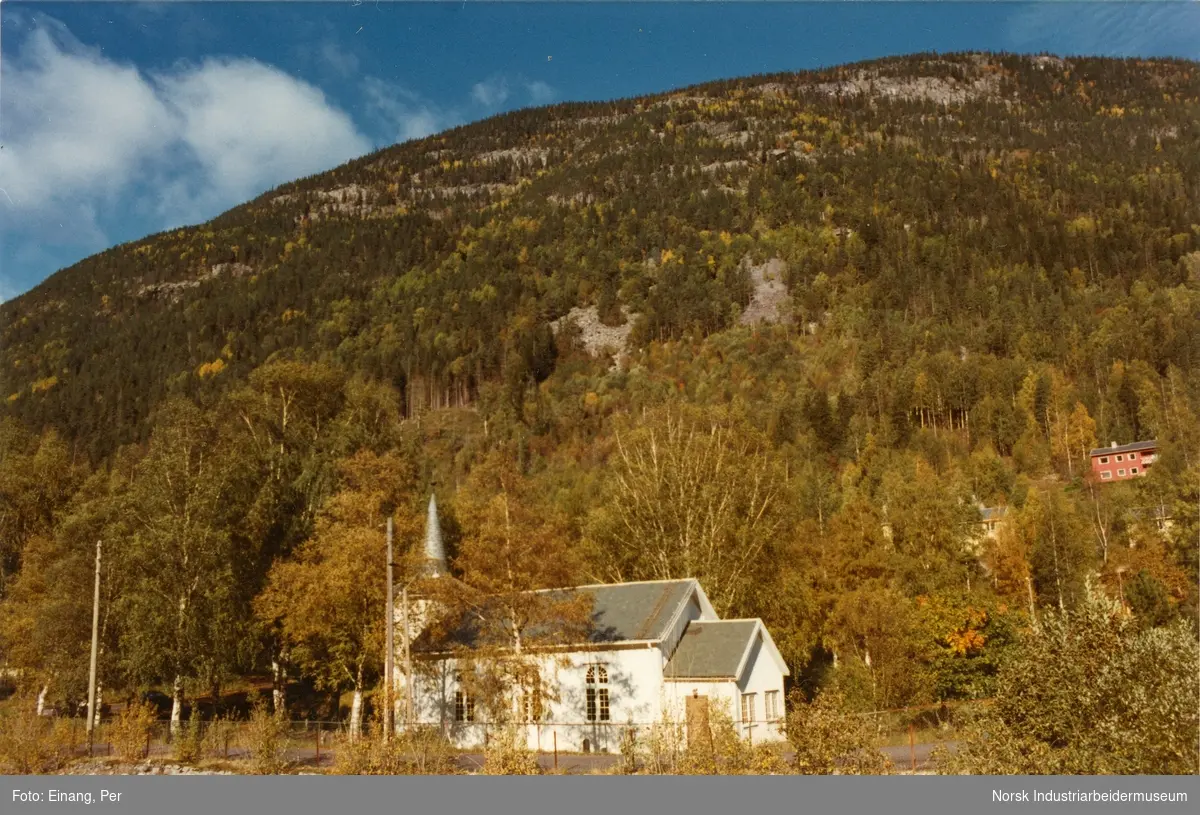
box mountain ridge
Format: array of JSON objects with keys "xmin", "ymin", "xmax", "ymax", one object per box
[{"xmin": 2, "ymin": 51, "xmax": 1198, "ymax": 459}]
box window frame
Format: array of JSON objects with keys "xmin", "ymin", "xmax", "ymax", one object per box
[
  {"xmin": 764, "ymin": 690, "xmax": 781, "ymax": 721},
  {"xmin": 1099, "ymin": 456, "xmax": 1109, "ymax": 464},
  {"xmin": 1101, "ymin": 471, "xmax": 1112, "ymax": 480},
  {"xmin": 454, "ymin": 671, "xmax": 476, "ymax": 723},
  {"xmin": 740, "ymin": 692, "xmax": 756, "ymax": 724},
  {"xmin": 454, "ymin": 691, "xmax": 475, "ymax": 723},
  {"xmin": 1117, "ymin": 469, "xmax": 1126, "ymax": 477},
  {"xmin": 585, "ymin": 663, "xmax": 610, "ymax": 723}
]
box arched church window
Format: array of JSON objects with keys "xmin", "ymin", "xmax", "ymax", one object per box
[{"xmin": 585, "ymin": 663, "xmax": 610, "ymax": 722}]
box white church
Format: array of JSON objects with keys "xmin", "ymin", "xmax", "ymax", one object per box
[{"xmin": 393, "ymin": 497, "xmax": 790, "ymax": 754}]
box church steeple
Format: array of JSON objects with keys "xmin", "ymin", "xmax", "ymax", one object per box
[{"xmin": 423, "ymin": 493, "xmax": 447, "ymax": 577}]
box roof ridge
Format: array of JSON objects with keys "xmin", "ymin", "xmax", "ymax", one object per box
[
  {"xmin": 633, "ymin": 582, "xmax": 682, "ymax": 640},
  {"xmin": 527, "ymin": 577, "xmax": 696, "ymax": 594},
  {"xmin": 1088, "ymin": 439, "xmax": 1157, "ymax": 455}
]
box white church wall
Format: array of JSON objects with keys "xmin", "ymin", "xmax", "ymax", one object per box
[
  {"xmin": 735, "ymin": 629, "xmax": 788, "ymax": 743},
  {"xmin": 662, "ymin": 678, "xmax": 740, "ymax": 725},
  {"xmin": 538, "ymin": 646, "xmax": 664, "ymax": 753},
  {"xmin": 399, "ymin": 646, "xmax": 668, "ymax": 754}
]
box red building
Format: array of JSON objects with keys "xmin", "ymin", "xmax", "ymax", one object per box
[{"xmin": 1089, "ymin": 440, "xmax": 1157, "ymax": 482}]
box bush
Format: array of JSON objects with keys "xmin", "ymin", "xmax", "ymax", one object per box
[
  {"xmin": 640, "ymin": 714, "xmax": 686, "ymax": 774},
  {"xmin": 332, "ymin": 725, "xmax": 403, "ymax": 775},
  {"xmin": 111, "ymin": 700, "xmax": 157, "ymax": 762},
  {"xmin": 939, "ymin": 584, "xmax": 1200, "ymax": 775},
  {"xmin": 244, "ymin": 694, "xmax": 287, "ymax": 774},
  {"xmin": 201, "ymin": 713, "xmax": 238, "ymax": 760},
  {"xmin": 401, "ymin": 725, "xmax": 459, "ymax": 775},
  {"xmin": 0, "ymin": 697, "xmax": 72, "ymax": 774},
  {"xmin": 173, "ymin": 708, "xmax": 203, "ymax": 763},
  {"xmin": 676, "ymin": 705, "xmax": 791, "ymax": 775},
  {"xmin": 482, "ymin": 724, "xmax": 540, "ymax": 775},
  {"xmin": 630, "ymin": 703, "xmax": 788, "ymax": 775},
  {"xmin": 332, "ymin": 714, "xmax": 459, "ymax": 775},
  {"xmin": 786, "ymin": 690, "xmax": 893, "ymax": 775},
  {"xmin": 618, "ymin": 723, "xmax": 640, "ymax": 774}
]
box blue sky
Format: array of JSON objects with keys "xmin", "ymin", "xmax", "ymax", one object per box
[{"xmin": 2, "ymin": 1, "xmax": 1198, "ymax": 301}]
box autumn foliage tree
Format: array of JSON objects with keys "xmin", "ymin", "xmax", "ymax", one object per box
[
  {"xmin": 585, "ymin": 405, "xmax": 789, "ymax": 615},
  {"xmin": 440, "ymin": 448, "xmax": 591, "ymax": 723},
  {"xmin": 256, "ymin": 450, "xmax": 422, "ymax": 740},
  {"xmin": 116, "ymin": 400, "xmax": 246, "ymax": 734}
]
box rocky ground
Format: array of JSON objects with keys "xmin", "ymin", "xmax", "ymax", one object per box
[{"xmin": 63, "ymin": 759, "xmax": 236, "ymax": 775}]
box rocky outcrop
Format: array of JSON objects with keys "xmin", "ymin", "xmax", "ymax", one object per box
[
  {"xmin": 551, "ymin": 305, "xmax": 634, "ymax": 368},
  {"xmin": 739, "ymin": 257, "xmax": 790, "ymax": 326},
  {"xmin": 136, "ymin": 263, "xmax": 253, "ymax": 303}
]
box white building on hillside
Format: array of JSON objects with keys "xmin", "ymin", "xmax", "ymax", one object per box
[{"xmin": 393, "ymin": 496, "xmax": 789, "ymax": 754}]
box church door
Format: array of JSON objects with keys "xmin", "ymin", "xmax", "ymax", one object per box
[{"xmin": 685, "ymin": 694, "xmax": 711, "ymax": 751}]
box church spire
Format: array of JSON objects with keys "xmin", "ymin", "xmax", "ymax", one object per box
[{"xmin": 423, "ymin": 493, "xmax": 447, "ymax": 577}]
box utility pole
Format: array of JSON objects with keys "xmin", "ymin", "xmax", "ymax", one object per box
[
  {"xmin": 401, "ymin": 585, "xmax": 413, "ymax": 727},
  {"xmin": 86, "ymin": 541, "xmax": 102, "ymax": 756},
  {"xmin": 384, "ymin": 516, "xmax": 395, "ymax": 741}
]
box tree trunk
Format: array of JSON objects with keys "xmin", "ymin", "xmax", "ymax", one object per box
[
  {"xmin": 36, "ymin": 684, "xmax": 48, "ymax": 716},
  {"xmin": 349, "ymin": 687, "xmax": 364, "ymax": 743},
  {"xmin": 272, "ymin": 646, "xmax": 289, "ymax": 713},
  {"xmin": 170, "ymin": 675, "xmax": 184, "ymax": 736}
]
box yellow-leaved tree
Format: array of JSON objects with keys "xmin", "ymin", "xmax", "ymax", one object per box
[{"xmin": 256, "ymin": 450, "xmax": 423, "ymax": 741}]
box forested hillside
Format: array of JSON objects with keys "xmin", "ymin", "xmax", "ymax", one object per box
[{"xmin": 1, "ymin": 52, "xmax": 1197, "ymax": 769}]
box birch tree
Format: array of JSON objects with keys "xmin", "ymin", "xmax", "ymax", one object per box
[
  {"xmin": 118, "ymin": 399, "xmax": 243, "ymax": 734},
  {"xmin": 585, "ymin": 407, "xmax": 787, "ymax": 615},
  {"xmin": 226, "ymin": 360, "xmax": 347, "ymax": 706},
  {"xmin": 441, "ymin": 449, "xmax": 590, "ymax": 723},
  {"xmin": 0, "ymin": 463, "xmax": 132, "ymax": 716}
]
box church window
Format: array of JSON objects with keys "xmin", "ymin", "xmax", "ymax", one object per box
[
  {"xmin": 586, "ymin": 664, "xmax": 610, "ymax": 722},
  {"xmin": 454, "ymin": 671, "xmax": 475, "ymax": 722},
  {"xmin": 740, "ymin": 692, "xmax": 757, "ymax": 724},
  {"xmin": 764, "ymin": 690, "xmax": 781, "ymax": 721},
  {"xmin": 520, "ymin": 669, "xmax": 543, "ymax": 722}
]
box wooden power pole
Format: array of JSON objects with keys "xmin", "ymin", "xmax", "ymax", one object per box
[
  {"xmin": 384, "ymin": 517, "xmax": 395, "ymax": 741},
  {"xmin": 86, "ymin": 541, "xmax": 102, "ymax": 756}
]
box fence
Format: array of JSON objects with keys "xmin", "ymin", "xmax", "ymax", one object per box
[
  {"xmin": 35, "ymin": 699, "xmax": 979, "ymax": 770},
  {"xmin": 48, "ymin": 716, "xmax": 782, "ymax": 765},
  {"xmin": 57, "ymin": 718, "xmax": 350, "ymax": 767}
]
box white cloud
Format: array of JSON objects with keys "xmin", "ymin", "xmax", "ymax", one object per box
[
  {"xmin": 362, "ymin": 77, "xmax": 457, "ymax": 144},
  {"xmin": 157, "ymin": 58, "xmax": 371, "ymax": 211},
  {"xmin": 526, "ymin": 80, "xmax": 556, "ymax": 106},
  {"xmin": 0, "ymin": 27, "xmax": 176, "ymax": 213},
  {"xmin": 0, "ymin": 19, "xmax": 372, "ymax": 240},
  {"xmin": 319, "ymin": 41, "xmax": 360, "ymax": 79},
  {"xmin": 471, "ymin": 76, "xmax": 510, "ymax": 109}
]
